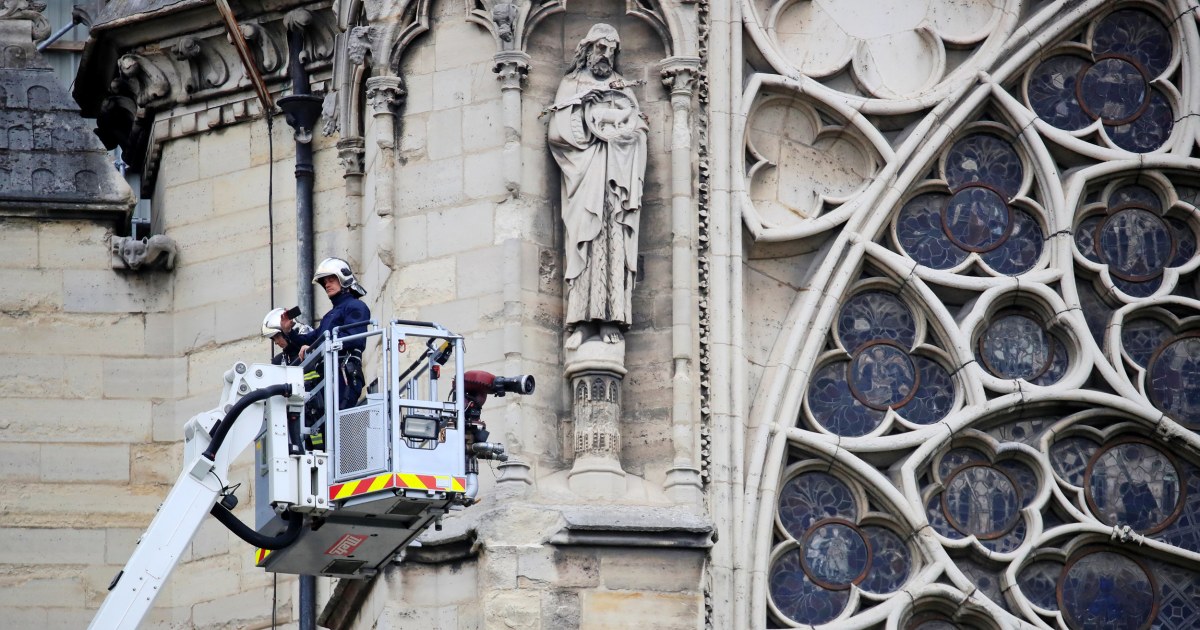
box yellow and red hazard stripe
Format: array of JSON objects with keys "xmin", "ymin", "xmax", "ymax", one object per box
[
  {"xmin": 329, "ymin": 472, "xmax": 465, "ymax": 501},
  {"xmin": 255, "ymin": 548, "xmax": 272, "ymax": 566}
]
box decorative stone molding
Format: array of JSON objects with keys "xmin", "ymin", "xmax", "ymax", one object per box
[
  {"xmin": 492, "ymin": 50, "xmax": 528, "ymax": 90},
  {"xmin": 283, "ymin": 8, "xmax": 336, "ymax": 64},
  {"xmin": 232, "ymin": 22, "xmax": 282, "ymax": 76},
  {"xmin": 0, "ymin": 0, "xmax": 50, "ymax": 43},
  {"xmin": 111, "ymin": 53, "xmax": 169, "ymax": 108},
  {"xmin": 171, "ymin": 36, "xmax": 229, "ymax": 96}
]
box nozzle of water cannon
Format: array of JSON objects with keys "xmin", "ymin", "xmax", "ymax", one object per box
[{"xmin": 491, "ymin": 374, "xmax": 535, "ymax": 397}]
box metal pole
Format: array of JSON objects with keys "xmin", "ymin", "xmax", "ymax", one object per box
[
  {"xmin": 279, "ymin": 23, "xmax": 322, "ymax": 630},
  {"xmin": 279, "ymin": 25, "xmax": 321, "ymax": 330}
]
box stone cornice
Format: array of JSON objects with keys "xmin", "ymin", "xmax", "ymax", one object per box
[{"xmin": 74, "ymin": 0, "xmax": 338, "ymax": 191}]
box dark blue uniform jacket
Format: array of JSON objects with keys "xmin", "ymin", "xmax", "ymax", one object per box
[{"xmin": 295, "ymin": 290, "xmax": 371, "ymax": 355}]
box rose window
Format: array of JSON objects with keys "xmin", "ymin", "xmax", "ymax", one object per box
[
  {"xmin": 769, "ymin": 469, "xmax": 912, "ymax": 626},
  {"xmin": 923, "ymin": 446, "xmax": 1036, "ymax": 553},
  {"xmin": 1025, "ymin": 7, "xmax": 1176, "ymax": 152},
  {"xmin": 804, "ymin": 289, "xmax": 955, "ymax": 436},
  {"xmin": 1118, "ymin": 311, "xmax": 1200, "ymax": 430},
  {"xmin": 894, "ymin": 131, "xmax": 1045, "ymax": 275},
  {"xmin": 976, "ymin": 309, "xmax": 1070, "ymax": 385},
  {"xmin": 1075, "ymin": 183, "xmax": 1197, "ymax": 299}
]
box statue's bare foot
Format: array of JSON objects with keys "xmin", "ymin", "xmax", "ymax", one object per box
[
  {"xmin": 565, "ymin": 328, "xmax": 584, "ymax": 350},
  {"xmin": 600, "ymin": 323, "xmax": 623, "ymax": 344}
]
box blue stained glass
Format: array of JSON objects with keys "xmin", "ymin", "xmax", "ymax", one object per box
[
  {"xmin": 1167, "ymin": 218, "xmax": 1195, "ymax": 267},
  {"xmin": 1120, "ymin": 318, "xmax": 1171, "ymax": 367},
  {"xmin": 959, "ymin": 560, "xmax": 1008, "ymax": 611},
  {"xmin": 943, "ymin": 465, "xmax": 1021, "ymax": 538},
  {"xmin": 1029, "ymin": 55, "xmax": 1093, "ymax": 131},
  {"xmin": 1051, "ymin": 436, "xmax": 1100, "ymax": 487},
  {"xmin": 1075, "ymin": 215, "xmax": 1104, "ymax": 263},
  {"xmin": 769, "ymin": 549, "xmax": 849, "ymax": 625},
  {"xmin": 1077, "ymin": 281, "xmax": 1113, "ymax": 347},
  {"xmin": 1032, "ymin": 335, "xmax": 1068, "ymax": 386},
  {"xmin": 837, "ymin": 291, "xmax": 917, "ymax": 351},
  {"xmin": 996, "ymin": 459, "xmax": 1039, "ymax": 508},
  {"xmin": 1151, "ymin": 560, "xmax": 1200, "ymax": 630},
  {"xmin": 943, "ymin": 186, "xmax": 1011, "ymax": 252},
  {"xmin": 1078, "ymin": 57, "xmax": 1149, "ymax": 125},
  {"xmin": 896, "ymin": 193, "xmax": 968, "ymax": 269},
  {"xmin": 849, "ymin": 342, "xmax": 918, "ymax": 409},
  {"xmin": 980, "ymin": 208, "xmax": 1043, "ymax": 275},
  {"xmin": 1160, "ymin": 463, "xmax": 1200, "ymax": 553},
  {"xmin": 944, "ymin": 134, "xmax": 1024, "ymax": 199},
  {"xmin": 937, "ymin": 447, "xmax": 989, "ymax": 480},
  {"xmin": 1092, "ymin": 9, "xmax": 1173, "ymax": 77},
  {"xmin": 1018, "ymin": 560, "xmax": 1064, "ymax": 610},
  {"xmin": 806, "ymin": 361, "xmax": 885, "ymax": 436},
  {"xmin": 902, "ymin": 356, "xmax": 954, "ymax": 425},
  {"xmin": 1097, "ymin": 208, "xmax": 1173, "ymax": 280},
  {"xmin": 1109, "ymin": 184, "xmax": 1162, "ymax": 211},
  {"xmin": 986, "ymin": 417, "xmax": 1053, "ymax": 446},
  {"xmin": 980, "ymin": 519, "xmax": 1025, "ymax": 553},
  {"xmin": 860, "ymin": 526, "xmax": 910, "ymax": 594},
  {"xmin": 778, "ymin": 472, "xmax": 858, "ymax": 539},
  {"xmin": 926, "ymin": 492, "xmax": 964, "ymax": 540},
  {"xmin": 1058, "ymin": 550, "xmax": 1154, "ymax": 630},
  {"xmin": 979, "ymin": 314, "xmax": 1053, "ymax": 380},
  {"xmin": 1111, "ymin": 275, "xmax": 1162, "ymax": 297},
  {"xmin": 801, "ymin": 521, "xmax": 870, "ymax": 589},
  {"xmin": 1086, "ymin": 441, "xmax": 1180, "ymax": 533},
  {"xmin": 1147, "ymin": 336, "xmax": 1200, "ymax": 428},
  {"xmin": 1108, "ymin": 88, "xmax": 1173, "ymax": 153}
]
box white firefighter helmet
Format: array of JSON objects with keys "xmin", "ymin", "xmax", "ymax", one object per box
[
  {"xmin": 261, "ymin": 307, "xmax": 286, "ymax": 339},
  {"xmin": 313, "ymin": 257, "xmax": 367, "ymax": 296}
]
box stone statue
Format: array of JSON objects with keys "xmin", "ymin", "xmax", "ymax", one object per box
[
  {"xmin": 115, "ymin": 234, "xmax": 178, "ymax": 271},
  {"xmin": 548, "ymin": 23, "xmax": 648, "ymax": 349}
]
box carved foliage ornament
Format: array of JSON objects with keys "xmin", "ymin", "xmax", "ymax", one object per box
[{"xmin": 0, "ymin": 0, "xmax": 50, "ymax": 42}]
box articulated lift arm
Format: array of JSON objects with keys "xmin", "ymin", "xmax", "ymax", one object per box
[{"xmin": 89, "ymin": 364, "xmax": 304, "ymax": 630}]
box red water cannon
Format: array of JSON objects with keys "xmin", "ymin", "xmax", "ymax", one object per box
[{"xmin": 460, "ymin": 370, "xmax": 534, "ymax": 461}]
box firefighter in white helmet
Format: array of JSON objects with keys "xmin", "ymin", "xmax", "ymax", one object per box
[
  {"xmin": 261, "ymin": 306, "xmax": 312, "ymax": 366},
  {"xmin": 295, "ymin": 257, "xmax": 371, "ymax": 408}
]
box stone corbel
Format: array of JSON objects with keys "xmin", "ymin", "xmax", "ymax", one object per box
[
  {"xmin": 659, "ymin": 55, "xmax": 704, "ymax": 506},
  {"xmin": 491, "ymin": 1, "xmax": 519, "ymax": 49},
  {"xmin": 231, "ymin": 22, "xmax": 282, "ymax": 78},
  {"xmin": 283, "ymin": 8, "xmax": 336, "ymax": 64},
  {"xmin": 112, "ymin": 53, "xmax": 170, "ymax": 109},
  {"xmin": 492, "ymin": 51, "xmax": 529, "ymax": 197},
  {"xmin": 171, "ymin": 36, "xmax": 229, "ymax": 95}
]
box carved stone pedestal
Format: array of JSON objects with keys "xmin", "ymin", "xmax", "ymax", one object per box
[{"xmin": 565, "ymin": 339, "xmax": 629, "ymax": 499}]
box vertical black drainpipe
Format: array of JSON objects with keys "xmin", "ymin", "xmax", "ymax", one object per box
[
  {"xmin": 278, "ymin": 23, "xmax": 323, "ymax": 630},
  {"xmin": 279, "ymin": 25, "xmax": 322, "ymax": 322}
]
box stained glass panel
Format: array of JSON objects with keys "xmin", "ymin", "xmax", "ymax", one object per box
[
  {"xmin": 1085, "ymin": 440, "xmax": 1181, "ymax": 533},
  {"xmin": 1147, "ymin": 336, "xmax": 1200, "ymax": 428},
  {"xmin": 1058, "ymin": 549, "xmax": 1155, "ymax": 630}
]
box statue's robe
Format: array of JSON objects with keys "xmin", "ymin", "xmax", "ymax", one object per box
[{"xmin": 548, "ymin": 70, "xmax": 648, "ymax": 329}]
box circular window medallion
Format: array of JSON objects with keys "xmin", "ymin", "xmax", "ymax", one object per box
[
  {"xmin": 1058, "ymin": 548, "xmax": 1156, "ymax": 630},
  {"xmin": 942, "ymin": 185, "xmax": 1012, "ymax": 252},
  {"xmin": 1097, "ymin": 208, "xmax": 1173, "ymax": 281},
  {"xmin": 979, "ymin": 314, "xmax": 1054, "ymax": 380},
  {"xmin": 942, "ymin": 464, "xmax": 1022, "ymax": 539},
  {"xmin": 800, "ymin": 519, "xmax": 872, "ymax": 590},
  {"xmin": 1084, "ymin": 439, "xmax": 1183, "ymax": 533},
  {"xmin": 1078, "ymin": 56, "xmax": 1150, "ymax": 125},
  {"xmin": 1147, "ymin": 334, "xmax": 1200, "ymax": 428},
  {"xmin": 848, "ymin": 341, "xmax": 919, "ymax": 410}
]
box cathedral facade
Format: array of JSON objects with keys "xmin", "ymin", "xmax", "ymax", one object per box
[{"xmin": 2, "ymin": 0, "xmax": 1200, "ymax": 628}]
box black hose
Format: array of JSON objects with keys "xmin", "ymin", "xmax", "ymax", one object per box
[
  {"xmin": 203, "ymin": 383, "xmax": 292, "ymax": 461},
  {"xmin": 210, "ymin": 504, "xmax": 303, "ymax": 550}
]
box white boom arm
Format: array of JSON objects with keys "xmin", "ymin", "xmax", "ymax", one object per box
[{"xmin": 89, "ymin": 363, "xmax": 302, "ymax": 630}]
